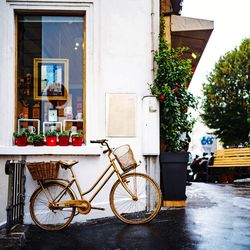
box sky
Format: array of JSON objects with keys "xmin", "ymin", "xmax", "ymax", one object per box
[
  {"xmin": 181, "ymin": 0, "xmax": 250, "ymax": 153},
  {"xmin": 181, "ymin": 0, "xmax": 250, "ymax": 96}
]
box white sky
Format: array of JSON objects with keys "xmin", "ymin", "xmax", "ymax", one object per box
[
  {"xmin": 181, "ymin": 0, "xmax": 250, "ymax": 153},
  {"xmin": 181, "ymin": 0, "xmax": 250, "ymax": 96}
]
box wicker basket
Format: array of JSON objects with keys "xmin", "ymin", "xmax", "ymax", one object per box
[
  {"xmin": 113, "ymin": 145, "xmax": 137, "ymax": 172},
  {"xmin": 26, "ymin": 161, "xmax": 59, "ymax": 180}
]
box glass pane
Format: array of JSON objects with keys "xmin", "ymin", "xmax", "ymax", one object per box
[{"xmin": 17, "ymin": 15, "xmax": 84, "ymax": 139}]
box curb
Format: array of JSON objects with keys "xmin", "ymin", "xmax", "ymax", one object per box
[{"xmin": 0, "ymin": 225, "xmax": 27, "ymax": 250}]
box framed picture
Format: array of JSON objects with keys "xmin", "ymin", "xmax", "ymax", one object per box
[
  {"xmin": 33, "ymin": 58, "xmax": 69, "ymax": 101},
  {"xmin": 32, "ymin": 107, "xmax": 40, "ymax": 119},
  {"xmin": 48, "ymin": 109, "xmax": 58, "ymax": 122}
]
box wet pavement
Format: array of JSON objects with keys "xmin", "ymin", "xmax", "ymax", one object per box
[{"xmin": 1, "ymin": 183, "xmax": 250, "ymax": 250}]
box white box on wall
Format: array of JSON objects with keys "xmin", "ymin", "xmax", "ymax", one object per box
[{"xmin": 142, "ymin": 96, "xmax": 159, "ymax": 155}]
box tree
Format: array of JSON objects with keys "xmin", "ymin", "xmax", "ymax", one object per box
[{"xmin": 201, "ymin": 38, "xmax": 250, "ymax": 147}]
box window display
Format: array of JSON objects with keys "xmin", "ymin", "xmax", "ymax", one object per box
[{"xmin": 16, "ymin": 14, "xmax": 85, "ymax": 140}]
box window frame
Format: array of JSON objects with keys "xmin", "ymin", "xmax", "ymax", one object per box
[{"xmin": 14, "ymin": 11, "xmax": 87, "ymax": 145}]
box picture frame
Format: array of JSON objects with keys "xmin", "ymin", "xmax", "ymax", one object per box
[
  {"xmin": 33, "ymin": 58, "xmax": 69, "ymax": 101},
  {"xmin": 32, "ymin": 107, "xmax": 40, "ymax": 119},
  {"xmin": 48, "ymin": 109, "xmax": 58, "ymax": 122}
]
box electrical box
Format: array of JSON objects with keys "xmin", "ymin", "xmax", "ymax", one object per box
[{"xmin": 142, "ymin": 96, "xmax": 160, "ymax": 155}]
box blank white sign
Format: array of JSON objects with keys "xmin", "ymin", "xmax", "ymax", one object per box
[{"xmin": 106, "ymin": 93, "xmax": 136, "ymax": 137}]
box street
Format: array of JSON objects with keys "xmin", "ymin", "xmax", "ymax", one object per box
[{"xmin": 7, "ymin": 183, "xmax": 249, "ymax": 250}]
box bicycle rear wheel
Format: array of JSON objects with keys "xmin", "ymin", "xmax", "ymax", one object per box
[
  {"xmin": 30, "ymin": 181, "xmax": 76, "ymax": 231},
  {"xmin": 110, "ymin": 173, "xmax": 162, "ymax": 224}
]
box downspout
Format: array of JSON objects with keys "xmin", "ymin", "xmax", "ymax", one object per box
[{"xmin": 144, "ymin": 0, "xmax": 160, "ymax": 191}]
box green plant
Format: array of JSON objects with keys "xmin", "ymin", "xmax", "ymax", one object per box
[
  {"xmin": 149, "ymin": 18, "xmax": 197, "ymax": 152},
  {"xmin": 45, "ymin": 130, "xmax": 57, "ymax": 137},
  {"xmin": 29, "ymin": 134, "xmax": 44, "ymax": 145},
  {"xmin": 13, "ymin": 129, "xmax": 30, "ymax": 138},
  {"xmin": 58, "ymin": 131, "xmax": 71, "ymax": 137},
  {"xmin": 71, "ymin": 132, "xmax": 83, "ymax": 137},
  {"xmin": 28, "ymin": 133, "xmax": 44, "ymax": 145}
]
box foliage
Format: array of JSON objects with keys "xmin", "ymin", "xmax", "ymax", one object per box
[
  {"xmin": 28, "ymin": 133, "xmax": 44, "ymax": 145},
  {"xmin": 149, "ymin": 18, "xmax": 197, "ymax": 152},
  {"xmin": 13, "ymin": 129, "xmax": 30, "ymax": 138},
  {"xmin": 71, "ymin": 132, "xmax": 83, "ymax": 138},
  {"xmin": 58, "ymin": 131, "xmax": 71, "ymax": 137},
  {"xmin": 201, "ymin": 38, "xmax": 250, "ymax": 147},
  {"xmin": 45, "ymin": 130, "xmax": 57, "ymax": 137}
]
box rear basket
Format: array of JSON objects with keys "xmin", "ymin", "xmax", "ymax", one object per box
[
  {"xmin": 26, "ymin": 161, "xmax": 59, "ymax": 180},
  {"xmin": 113, "ymin": 145, "xmax": 137, "ymax": 173}
]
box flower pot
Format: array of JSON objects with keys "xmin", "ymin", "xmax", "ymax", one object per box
[
  {"xmin": 34, "ymin": 141, "xmax": 44, "ymax": 146},
  {"xmin": 160, "ymin": 152, "xmax": 189, "ymax": 206},
  {"xmin": 15, "ymin": 136, "xmax": 28, "ymax": 146},
  {"xmin": 46, "ymin": 136, "xmax": 57, "ymax": 146},
  {"xmin": 58, "ymin": 136, "xmax": 69, "ymax": 146},
  {"xmin": 72, "ymin": 136, "xmax": 83, "ymax": 146}
]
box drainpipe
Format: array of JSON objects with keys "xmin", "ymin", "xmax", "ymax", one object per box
[{"xmin": 143, "ymin": 0, "xmax": 160, "ymax": 187}]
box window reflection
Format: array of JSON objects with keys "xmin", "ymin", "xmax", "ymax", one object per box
[{"xmin": 17, "ymin": 14, "xmax": 84, "ymax": 137}]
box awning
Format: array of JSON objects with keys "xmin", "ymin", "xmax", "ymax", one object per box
[{"xmin": 171, "ymin": 15, "xmax": 214, "ymax": 68}]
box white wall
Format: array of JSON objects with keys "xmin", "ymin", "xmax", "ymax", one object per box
[{"xmin": 0, "ymin": 0, "xmax": 160, "ymax": 225}]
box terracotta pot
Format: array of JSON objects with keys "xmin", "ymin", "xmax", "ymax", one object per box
[
  {"xmin": 46, "ymin": 136, "xmax": 57, "ymax": 146},
  {"xmin": 58, "ymin": 136, "xmax": 69, "ymax": 146},
  {"xmin": 15, "ymin": 136, "xmax": 28, "ymax": 146},
  {"xmin": 72, "ymin": 136, "xmax": 83, "ymax": 146}
]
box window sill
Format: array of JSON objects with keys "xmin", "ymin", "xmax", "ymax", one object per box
[{"xmin": 0, "ymin": 145, "xmax": 101, "ymax": 156}]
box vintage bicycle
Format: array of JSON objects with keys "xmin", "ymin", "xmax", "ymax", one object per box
[{"xmin": 27, "ymin": 139, "xmax": 162, "ymax": 230}]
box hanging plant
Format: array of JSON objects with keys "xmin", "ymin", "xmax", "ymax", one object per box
[{"xmin": 150, "ymin": 18, "xmax": 197, "ymax": 152}]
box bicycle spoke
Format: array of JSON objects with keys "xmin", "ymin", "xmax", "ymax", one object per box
[
  {"xmin": 30, "ymin": 182, "xmax": 75, "ymax": 230},
  {"xmin": 110, "ymin": 173, "xmax": 161, "ymax": 224}
]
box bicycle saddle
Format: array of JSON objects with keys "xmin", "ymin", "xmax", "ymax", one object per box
[{"xmin": 59, "ymin": 160, "xmax": 78, "ymax": 168}]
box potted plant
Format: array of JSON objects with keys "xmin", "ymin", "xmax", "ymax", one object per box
[
  {"xmin": 149, "ymin": 18, "xmax": 197, "ymax": 206},
  {"xmin": 28, "ymin": 133, "xmax": 44, "ymax": 146},
  {"xmin": 58, "ymin": 131, "xmax": 71, "ymax": 146},
  {"xmin": 45, "ymin": 130, "xmax": 57, "ymax": 146},
  {"xmin": 13, "ymin": 129, "xmax": 29, "ymax": 146},
  {"xmin": 71, "ymin": 132, "xmax": 83, "ymax": 146}
]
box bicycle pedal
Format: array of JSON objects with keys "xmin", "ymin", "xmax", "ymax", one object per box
[{"xmin": 91, "ymin": 206, "xmax": 105, "ymax": 211}]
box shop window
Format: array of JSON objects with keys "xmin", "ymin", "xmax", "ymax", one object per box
[{"xmin": 16, "ymin": 14, "xmax": 85, "ymax": 139}]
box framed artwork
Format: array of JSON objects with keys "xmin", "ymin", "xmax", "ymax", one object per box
[
  {"xmin": 33, "ymin": 58, "xmax": 69, "ymax": 101},
  {"xmin": 48, "ymin": 109, "xmax": 58, "ymax": 122},
  {"xmin": 32, "ymin": 107, "xmax": 40, "ymax": 119}
]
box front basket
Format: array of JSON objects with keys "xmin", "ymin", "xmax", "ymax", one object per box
[
  {"xmin": 26, "ymin": 161, "xmax": 59, "ymax": 180},
  {"xmin": 113, "ymin": 145, "xmax": 138, "ymax": 173}
]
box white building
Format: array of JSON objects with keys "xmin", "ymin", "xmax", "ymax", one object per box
[{"xmin": 0, "ymin": 0, "xmax": 213, "ymax": 227}]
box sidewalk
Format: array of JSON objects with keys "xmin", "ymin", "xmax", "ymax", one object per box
[{"xmin": 1, "ymin": 182, "xmax": 250, "ymax": 250}]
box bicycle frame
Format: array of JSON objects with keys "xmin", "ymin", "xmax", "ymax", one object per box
[{"xmin": 39, "ymin": 146, "xmax": 137, "ymax": 209}]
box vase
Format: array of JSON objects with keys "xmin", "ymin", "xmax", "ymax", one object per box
[
  {"xmin": 46, "ymin": 136, "xmax": 57, "ymax": 146},
  {"xmin": 58, "ymin": 136, "xmax": 69, "ymax": 146},
  {"xmin": 15, "ymin": 136, "xmax": 28, "ymax": 146},
  {"xmin": 72, "ymin": 136, "xmax": 83, "ymax": 146},
  {"xmin": 160, "ymin": 152, "xmax": 189, "ymax": 207}
]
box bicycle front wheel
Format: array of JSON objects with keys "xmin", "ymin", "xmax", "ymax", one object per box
[
  {"xmin": 110, "ymin": 173, "xmax": 162, "ymax": 224},
  {"xmin": 30, "ymin": 182, "xmax": 76, "ymax": 231}
]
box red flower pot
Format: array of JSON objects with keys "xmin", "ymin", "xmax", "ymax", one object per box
[
  {"xmin": 72, "ymin": 136, "xmax": 83, "ymax": 146},
  {"xmin": 15, "ymin": 136, "xmax": 28, "ymax": 146},
  {"xmin": 58, "ymin": 136, "xmax": 69, "ymax": 146},
  {"xmin": 46, "ymin": 136, "xmax": 57, "ymax": 146}
]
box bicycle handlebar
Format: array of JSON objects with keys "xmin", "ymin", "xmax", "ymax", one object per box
[
  {"xmin": 90, "ymin": 139, "xmax": 108, "ymax": 144},
  {"xmin": 90, "ymin": 139, "xmax": 111, "ymax": 152}
]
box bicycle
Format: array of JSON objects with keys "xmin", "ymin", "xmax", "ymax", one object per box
[{"xmin": 27, "ymin": 139, "xmax": 162, "ymax": 230}]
